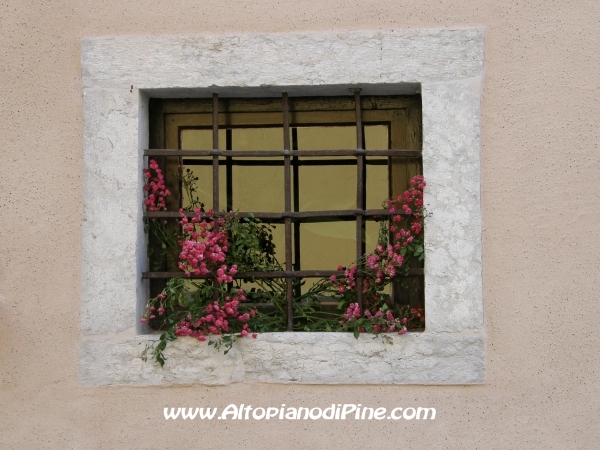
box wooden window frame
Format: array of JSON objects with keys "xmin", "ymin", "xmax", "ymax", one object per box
[{"xmin": 144, "ymin": 92, "xmax": 423, "ymax": 330}]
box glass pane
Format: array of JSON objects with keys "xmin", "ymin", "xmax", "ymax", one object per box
[
  {"xmin": 298, "ymin": 221, "xmax": 355, "ymax": 293},
  {"xmin": 295, "ymin": 123, "xmax": 357, "ymax": 212},
  {"xmin": 365, "ymin": 220, "xmax": 381, "ymax": 252},
  {"xmin": 364, "ymin": 125, "xmax": 388, "ymax": 150},
  {"xmin": 366, "ymin": 163, "xmax": 388, "ymax": 209},
  {"xmin": 266, "ymin": 223, "xmax": 286, "ymax": 267},
  {"xmin": 365, "ymin": 125, "xmax": 389, "ymax": 209},
  {"xmin": 296, "ymin": 125, "xmax": 356, "ymax": 150},
  {"xmin": 230, "ymin": 127, "xmax": 284, "ymax": 212},
  {"xmin": 232, "ymin": 127, "xmax": 283, "ymax": 151},
  {"xmin": 297, "ymin": 163, "xmax": 355, "ymax": 211},
  {"xmin": 181, "ymin": 129, "xmax": 227, "ymax": 151},
  {"xmin": 179, "ymin": 129, "xmax": 227, "ymax": 210},
  {"xmin": 300, "ymin": 221, "xmax": 356, "ymax": 270},
  {"xmin": 231, "ymin": 162, "xmax": 284, "ymax": 212}
]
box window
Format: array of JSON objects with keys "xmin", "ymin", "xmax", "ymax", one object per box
[
  {"xmin": 144, "ymin": 92, "xmax": 424, "ymax": 332},
  {"xmin": 80, "ymin": 29, "xmax": 484, "ymax": 386}
]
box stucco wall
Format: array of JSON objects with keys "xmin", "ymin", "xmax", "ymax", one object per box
[{"xmin": 1, "ymin": 1, "xmax": 599, "ymax": 449}]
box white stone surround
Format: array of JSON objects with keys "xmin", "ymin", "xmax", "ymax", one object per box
[{"xmin": 80, "ymin": 29, "xmax": 485, "ymax": 385}]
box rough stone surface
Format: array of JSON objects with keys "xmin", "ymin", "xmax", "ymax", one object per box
[
  {"xmin": 80, "ymin": 29, "xmax": 485, "ymax": 385},
  {"xmin": 422, "ymin": 80, "xmax": 484, "ymax": 332},
  {"xmin": 82, "ymin": 29, "xmax": 484, "ymax": 90},
  {"xmin": 80, "ymin": 332, "xmax": 484, "ymax": 386},
  {"xmin": 81, "ymin": 89, "xmax": 143, "ymax": 334}
]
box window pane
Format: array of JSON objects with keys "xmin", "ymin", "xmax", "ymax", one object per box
[
  {"xmin": 295, "ymin": 122, "xmax": 355, "ymax": 212},
  {"xmin": 300, "ymin": 221, "xmax": 355, "ymax": 270},
  {"xmin": 231, "ymin": 162, "xmax": 284, "ymax": 212},
  {"xmin": 365, "ymin": 220, "xmax": 381, "ymax": 252},
  {"xmin": 297, "ymin": 163, "xmax": 355, "ymax": 211},
  {"xmin": 364, "ymin": 124, "xmax": 388, "ymax": 150},
  {"xmin": 264, "ymin": 223, "xmax": 286, "ymax": 267},
  {"xmin": 298, "ymin": 220, "xmax": 355, "ymax": 293},
  {"xmin": 231, "ymin": 127, "xmax": 284, "ymax": 212},
  {"xmin": 180, "ymin": 129, "xmax": 227, "ymax": 151},
  {"xmin": 296, "ymin": 125, "xmax": 356, "ymax": 150},
  {"xmin": 366, "ymin": 163, "xmax": 388, "ymax": 209},
  {"xmin": 179, "ymin": 129, "xmax": 227, "ymax": 210},
  {"xmin": 365, "ymin": 125, "xmax": 389, "ymax": 209},
  {"xmin": 232, "ymin": 127, "xmax": 283, "ymax": 151}
]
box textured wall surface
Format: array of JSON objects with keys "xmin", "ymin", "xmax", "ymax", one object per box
[
  {"xmin": 81, "ymin": 333, "xmax": 485, "ymax": 386},
  {"xmin": 1, "ymin": 0, "xmax": 599, "ymax": 448},
  {"xmin": 80, "ymin": 29, "xmax": 484, "ymax": 385}
]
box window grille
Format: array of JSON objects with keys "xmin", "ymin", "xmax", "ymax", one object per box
[{"xmin": 143, "ymin": 91, "xmax": 423, "ymax": 331}]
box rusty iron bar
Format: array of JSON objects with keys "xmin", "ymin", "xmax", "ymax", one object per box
[
  {"xmin": 226, "ymin": 129, "xmax": 233, "ymax": 211},
  {"xmin": 142, "ymin": 268, "xmax": 424, "ymax": 279},
  {"xmin": 211, "ymin": 93, "xmax": 220, "ymax": 302},
  {"xmin": 282, "ymin": 92, "xmax": 293, "ymax": 331},
  {"xmin": 212, "ymin": 93, "xmax": 220, "ymax": 211},
  {"xmin": 145, "ymin": 149, "xmax": 420, "ymax": 158},
  {"xmin": 182, "ymin": 158, "xmax": 388, "ymax": 167},
  {"xmin": 145, "ymin": 209, "xmax": 408, "ymax": 220},
  {"xmin": 352, "ymin": 89, "xmax": 364, "ymax": 310}
]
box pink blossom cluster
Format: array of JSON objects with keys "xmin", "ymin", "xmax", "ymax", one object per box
[
  {"xmin": 366, "ymin": 244, "xmax": 404, "ymax": 284},
  {"xmin": 387, "ymin": 175, "xmax": 425, "ymax": 238},
  {"xmin": 329, "ymin": 176, "xmax": 426, "ymax": 295},
  {"xmin": 177, "ymin": 208, "xmax": 234, "ymax": 277},
  {"xmin": 143, "ymin": 159, "xmax": 171, "ymax": 211},
  {"xmin": 410, "ymin": 307, "xmax": 425, "ymax": 325},
  {"xmin": 330, "ymin": 265, "xmax": 353, "ymax": 293},
  {"xmin": 174, "ymin": 290, "xmax": 257, "ymax": 340},
  {"xmin": 368, "ymin": 175, "xmax": 426, "ymax": 283},
  {"xmin": 340, "ymin": 303, "xmax": 408, "ymax": 335},
  {"xmin": 140, "ymin": 295, "xmax": 167, "ymax": 323},
  {"xmin": 330, "ymin": 265, "xmax": 372, "ymax": 294}
]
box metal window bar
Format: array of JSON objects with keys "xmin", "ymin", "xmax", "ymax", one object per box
[
  {"xmin": 143, "ymin": 91, "xmax": 424, "ymax": 330},
  {"xmin": 181, "ymin": 158, "xmax": 388, "ymax": 167},
  {"xmin": 282, "ymin": 92, "xmax": 294, "ymax": 330},
  {"xmin": 352, "ymin": 89, "xmax": 365, "ymax": 310},
  {"xmin": 145, "ymin": 149, "xmax": 420, "ymax": 157},
  {"xmin": 211, "ymin": 93, "xmax": 220, "ymax": 302},
  {"xmin": 143, "ymin": 268, "xmax": 424, "ymax": 279}
]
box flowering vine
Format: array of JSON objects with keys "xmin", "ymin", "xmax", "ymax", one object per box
[
  {"xmin": 141, "ymin": 159, "xmax": 427, "ymax": 366},
  {"xmin": 143, "ymin": 159, "xmax": 171, "ymax": 212},
  {"xmin": 328, "ymin": 175, "xmax": 426, "ymax": 337}
]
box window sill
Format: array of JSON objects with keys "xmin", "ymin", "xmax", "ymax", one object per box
[{"xmin": 80, "ymin": 331, "xmax": 484, "ymax": 386}]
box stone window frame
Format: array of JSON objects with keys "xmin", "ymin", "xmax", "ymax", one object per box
[{"xmin": 80, "ymin": 29, "xmax": 485, "ymax": 386}]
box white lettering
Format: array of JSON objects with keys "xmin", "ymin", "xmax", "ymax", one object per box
[{"xmin": 341, "ymin": 404, "xmax": 357, "ymax": 420}]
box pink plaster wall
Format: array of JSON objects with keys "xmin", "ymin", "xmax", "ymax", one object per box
[{"xmin": 1, "ymin": 1, "xmax": 599, "ymax": 448}]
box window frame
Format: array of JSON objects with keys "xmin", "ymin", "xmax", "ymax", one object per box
[
  {"xmin": 80, "ymin": 29, "xmax": 485, "ymax": 386},
  {"xmin": 145, "ymin": 94, "xmax": 424, "ymax": 330}
]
